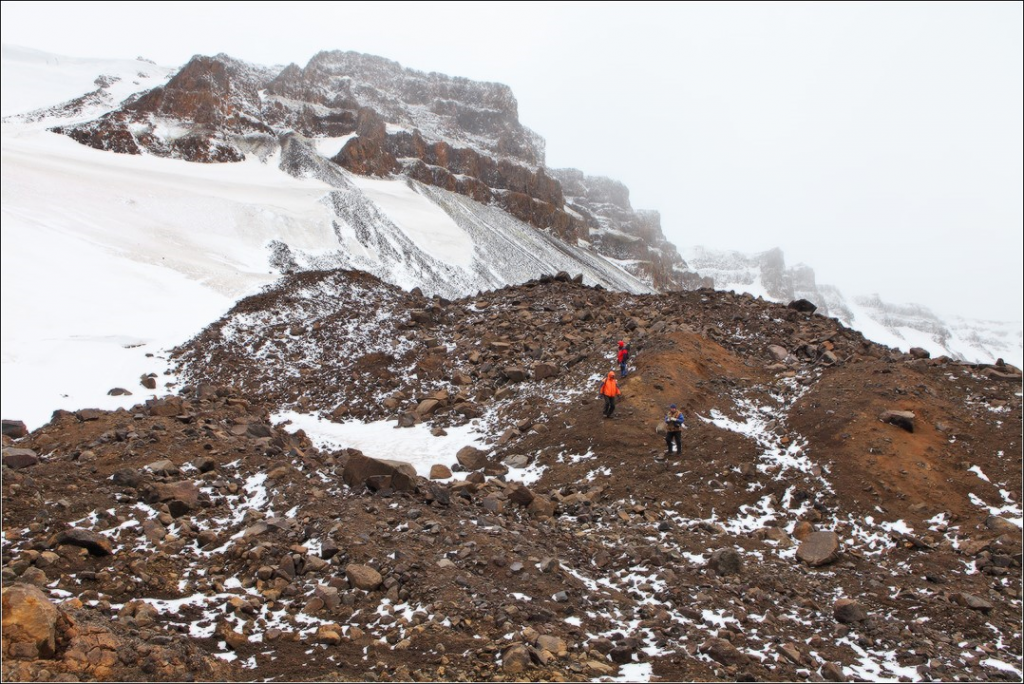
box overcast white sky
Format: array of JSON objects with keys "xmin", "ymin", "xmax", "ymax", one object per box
[{"xmin": 3, "ymin": 1, "xmax": 1021, "ymax": 321}]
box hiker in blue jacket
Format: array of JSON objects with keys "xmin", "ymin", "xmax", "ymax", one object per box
[{"xmin": 664, "ymin": 404, "xmax": 686, "ymax": 455}]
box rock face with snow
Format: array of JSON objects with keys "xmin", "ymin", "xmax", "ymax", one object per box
[
  {"xmin": 679, "ymin": 246, "xmax": 1022, "ymax": 366},
  {"xmin": 45, "ymin": 49, "xmax": 687, "ymax": 289}
]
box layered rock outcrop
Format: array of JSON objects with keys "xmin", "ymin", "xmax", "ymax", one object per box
[{"xmin": 51, "ymin": 50, "xmax": 686, "ymax": 286}]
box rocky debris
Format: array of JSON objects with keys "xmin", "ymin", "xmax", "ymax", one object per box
[
  {"xmin": 1, "ymin": 274, "xmax": 1020, "ymax": 683},
  {"xmin": 879, "ymin": 409, "xmax": 915, "ymax": 432},
  {"xmin": 796, "ymin": 531, "xmax": 841, "ymax": 567},
  {"xmin": 107, "ymin": 387, "xmax": 132, "ymax": 396},
  {"xmin": 909, "ymin": 347, "xmax": 931, "ymax": 359},
  {"xmin": 2, "ymin": 419, "xmax": 29, "ymax": 439}
]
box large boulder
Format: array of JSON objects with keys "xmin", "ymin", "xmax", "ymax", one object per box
[
  {"xmin": 150, "ymin": 481, "xmax": 201, "ymax": 517},
  {"xmin": 48, "ymin": 528, "xmax": 113, "ymax": 556},
  {"xmin": 879, "ymin": 410, "xmax": 915, "ymax": 432},
  {"xmin": 502, "ymin": 366, "xmax": 529, "ymax": 382},
  {"xmin": 2, "ymin": 449, "xmax": 39, "ymax": 470},
  {"xmin": 2, "ymin": 420, "xmax": 29, "ymax": 439},
  {"xmin": 833, "ymin": 598, "xmax": 868, "ymax": 623},
  {"xmin": 342, "ymin": 452, "xmax": 417, "ymax": 492},
  {"xmin": 146, "ymin": 396, "xmax": 184, "ymax": 417},
  {"xmin": 456, "ymin": 446, "xmax": 489, "ymax": 471},
  {"xmin": 532, "ymin": 363, "xmax": 559, "ymax": 380},
  {"xmin": 788, "ymin": 299, "xmax": 817, "ymax": 314},
  {"xmin": 796, "ymin": 531, "xmax": 841, "ymax": 567},
  {"xmin": 2, "ymin": 584, "xmax": 61, "ymax": 658},
  {"xmin": 345, "ymin": 564, "xmax": 383, "ymax": 591},
  {"xmin": 707, "ymin": 548, "xmax": 743, "ymax": 577}
]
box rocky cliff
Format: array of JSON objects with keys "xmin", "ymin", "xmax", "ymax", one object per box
[{"xmin": 50, "ymin": 50, "xmax": 686, "ymax": 289}]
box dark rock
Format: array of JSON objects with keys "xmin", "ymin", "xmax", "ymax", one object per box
[
  {"xmin": 107, "ymin": 387, "xmax": 133, "ymax": 396},
  {"xmin": 2, "ymin": 449, "xmax": 39, "ymax": 470},
  {"xmin": 821, "ymin": 662, "xmax": 848, "ymax": 682},
  {"xmin": 532, "ymin": 363, "xmax": 559, "ymax": 380},
  {"xmin": 429, "ymin": 464, "xmax": 452, "ymax": 479},
  {"xmin": 75, "ymin": 408, "xmax": 104, "ymax": 421},
  {"xmin": 146, "ymin": 396, "xmax": 184, "ymax": 417},
  {"xmin": 707, "ymin": 548, "xmax": 743, "ymax": 577},
  {"xmin": 146, "ymin": 459, "xmax": 180, "ymax": 476},
  {"xmin": 908, "ymin": 347, "xmax": 931, "ymax": 359},
  {"xmin": 343, "ymin": 452, "xmax": 417, "ymax": 492},
  {"xmin": 1, "ymin": 420, "xmax": 29, "ymax": 439},
  {"xmin": 503, "ymin": 644, "xmax": 532, "ymax": 673},
  {"xmin": 951, "ymin": 593, "xmax": 993, "ymax": 613},
  {"xmin": 508, "ymin": 484, "xmax": 535, "ymax": 506},
  {"xmin": 48, "ymin": 528, "xmax": 114, "ymax": 556},
  {"xmin": 796, "ymin": 531, "xmax": 841, "ymax": 567},
  {"xmin": 833, "ymin": 598, "xmax": 867, "ymax": 623},
  {"xmin": 879, "ymin": 410, "xmax": 915, "ymax": 432},
  {"xmin": 700, "ymin": 637, "xmax": 749, "ymax": 666},
  {"xmin": 985, "ymin": 516, "xmax": 1020, "ymax": 534},
  {"xmin": 140, "ymin": 374, "xmax": 158, "ymax": 390},
  {"xmin": 788, "ymin": 298, "xmax": 817, "ymax": 313},
  {"xmin": 503, "ymin": 366, "xmax": 528, "ymax": 382}
]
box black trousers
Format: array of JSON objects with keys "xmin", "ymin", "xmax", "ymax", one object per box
[
  {"xmin": 603, "ymin": 395, "xmax": 616, "ymax": 417},
  {"xmin": 665, "ymin": 430, "xmax": 682, "ymax": 452}
]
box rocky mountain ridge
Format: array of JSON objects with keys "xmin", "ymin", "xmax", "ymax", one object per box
[
  {"xmin": 680, "ymin": 246, "xmax": 1023, "ymax": 367},
  {"xmin": 46, "ymin": 49, "xmax": 685, "ymax": 289}
]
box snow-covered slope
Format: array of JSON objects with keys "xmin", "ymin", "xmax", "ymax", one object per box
[
  {"xmin": 0, "ymin": 46, "xmax": 650, "ymax": 428},
  {"xmin": 680, "ymin": 246, "xmax": 1023, "ymax": 367}
]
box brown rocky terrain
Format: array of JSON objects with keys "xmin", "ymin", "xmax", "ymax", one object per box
[{"xmin": 3, "ymin": 272, "xmax": 1021, "ymax": 682}]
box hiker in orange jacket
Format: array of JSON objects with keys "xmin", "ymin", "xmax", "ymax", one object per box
[{"xmin": 599, "ymin": 371, "xmax": 621, "ymax": 419}]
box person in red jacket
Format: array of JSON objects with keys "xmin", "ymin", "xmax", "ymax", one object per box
[
  {"xmin": 617, "ymin": 341, "xmax": 630, "ymax": 377},
  {"xmin": 599, "ymin": 371, "xmax": 621, "ymax": 418}
]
